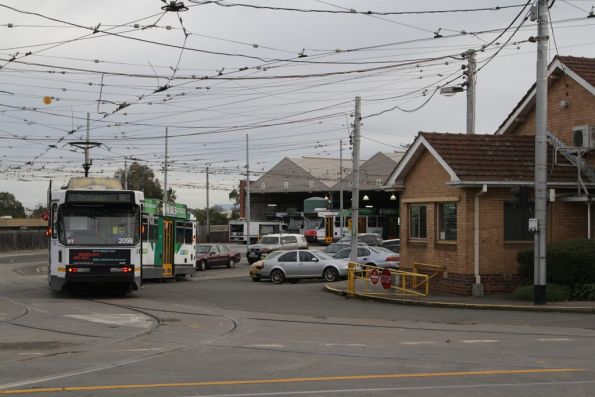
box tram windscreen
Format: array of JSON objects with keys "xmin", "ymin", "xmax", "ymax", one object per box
[{"xmin": 57, "ymin": 204, "xmax": 140, "ymax": 246}]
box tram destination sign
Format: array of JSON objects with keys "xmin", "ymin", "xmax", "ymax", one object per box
[
  {"xmin": 66, "ymin": 191, "xmax": 134, "ymax": 204},
  {"xmin": 69, "ymin": 249, "xmax": 131, "ymax": 266}
]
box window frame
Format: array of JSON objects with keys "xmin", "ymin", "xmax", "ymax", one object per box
[
  {"xmin": 409, "ymin": 204, "xmax": 427, "ymax": 239},
  {"xmin": 437, "ymin": 202, "xmax": 457, "ymax": 241}
]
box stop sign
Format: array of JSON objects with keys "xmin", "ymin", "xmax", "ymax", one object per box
[
  {"xmin": 369, "ymin": 268, "xmax": 379, "ymax": 285},
  {"xmin": 380, "ymin": 269, "xmax": 392, "ymax": 289}
]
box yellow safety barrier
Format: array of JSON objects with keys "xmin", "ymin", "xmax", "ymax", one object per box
[
  {"xmin": 347, "ymin": 263, "xmax": 430, "ymax": 297},
  {"xmin": 412, "ymin": 262, "xmax": 445, "ymax": 289}
]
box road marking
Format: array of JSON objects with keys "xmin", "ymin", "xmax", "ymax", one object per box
[
  {"xmin": 17, "ymin": 353, "xmax": 43, "ymax": 356},
  {"xmin": 64, "ymin": 314, "xmax": 152, "ymax": 328},
  {"xmin": 322, "ymin": 343, "xmax": 365, "ymax": 347},
  {"xmin": 178, "ymin": 380, "xmax": 595, "ymax": 397},
  {"xmin": 0, "ymin": 368, "xmax": 584, "ymax": 395},
  {"xmin": 108, "ymin": 348, "xmax": 164, "ymax": 353},
  {"xmin": 461, "ymin": 339, "xmax": 499, "ymax": 344},
  {"xmin": 400, "ymin": 341, "xmax": 438, "ymax": 345},
  {"xmin": 537, "ymin": 338, "xmax": 573, "ymax": 342},
  {"xmin": 246, "ymin": 344, "xmax": 284, "ymax": 348}
]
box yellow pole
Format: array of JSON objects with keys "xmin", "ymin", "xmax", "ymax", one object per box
[{"xmin": 348, "ymin": 262, "xmax": 356, "ymax": 297}]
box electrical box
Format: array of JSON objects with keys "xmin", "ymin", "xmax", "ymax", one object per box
[
  {"xmin": 571, "ymin": 125, "xmax": 595, "ymax": 149},
  {"xmin": 528, "ymin": 218, "xmax": 538, "ymax": 232}
]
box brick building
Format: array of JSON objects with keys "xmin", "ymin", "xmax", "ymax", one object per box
[{"xmin": 386, "ymin": 56, "xmax": 595, "ymax": 296}]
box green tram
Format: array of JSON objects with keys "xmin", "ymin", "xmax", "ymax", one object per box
[{"xmin": 141, "ymin": 198, "xmax": 197, "ymax": 280}]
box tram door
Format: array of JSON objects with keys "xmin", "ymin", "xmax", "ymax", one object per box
[
  {"xmin": 324, "ymin": 216, "xmax": 334, "ymax": 245},
  {"xmin": 162, "ymin": 220, "xmax": 174, "ymax": 277}
]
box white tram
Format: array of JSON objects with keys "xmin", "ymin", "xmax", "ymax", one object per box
[{"xmin": 47, "ymin": 177, "xmax": 143, "ymax": 293}]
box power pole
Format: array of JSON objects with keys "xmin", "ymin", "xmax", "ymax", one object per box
[
  {"xmin": 163, "ymin": 127, "xmax": 169, "ymax": 204},
  {"xmin": 350, "ymin": 97, "xmax": 361, "ymax": 262},
  {"xmin": 206, "ymin": 165, "xmax": 210, "ymax": 243},
  {"xmin": 124, "ymin": 160, "xmax": 128, "ymax": 189},
  {"xmin": 464, "ymin": 49, "xmax": 477, "ymax": 134},
  {"xmin": 534, "ymin": 0, "xmax": 549, "ymax": 305},
  {"xmin": 339, "ymin": 139, "xmax": 344, "ymax": 238},
  {"xmin": 246, "ymin": 134, "xmax": 251, "ymax": 247}
]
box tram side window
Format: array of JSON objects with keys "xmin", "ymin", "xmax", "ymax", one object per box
[
  {"xmin": 141, "ymin": 217, "xmax": 149, "ymax": 241},
  {"xmin": 176, "ymin": 222, "xmax": 185, "ymax": 244},
  {"xmin": 185, "ymin": 222, "xmax": 193, "ymax": 243},
  {"xmin": 51, "ymin": 203, "xmax": 58, "ymax": 238},
  {"xmin": 149, "ymin": 224, "xmax": 159, "ymax": 243}
]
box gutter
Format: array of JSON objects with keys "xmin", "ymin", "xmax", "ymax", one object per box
[{"xmin": 473, "ymin": 184, "xmax": 487, "ymax": 296}]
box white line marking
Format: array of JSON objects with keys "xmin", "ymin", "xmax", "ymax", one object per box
[
  {"xmin": 537, "ymin": 338, "xmax": 573, "ymax": 342},
  {"xmin": 400, "ymin": 341, "xmax": 438, "ymax": 345},
  {"xmin": 322, "ymin": 343, "xmax": 365, "ymax": 347},
  {"xmin": 17, "ymin": 353, "xmax": 44, "ymax": 356},
  {"xmin": 178, "ymin": 380, "xmax": 595, "ymax": 397},
  {"xmin": 65, "ymin": 314, "xmax": 152, "ymax": 328},
  {"xmin": 246, "ymin": 344, "xmax": 284, "ymax": 348},
  {"xmin": 461, "ymin": 339, "xmax": 500, "ymax": 343},
  {"xmin": 109, "ymin": 348, "xmax": 164, "ymax": 352}
]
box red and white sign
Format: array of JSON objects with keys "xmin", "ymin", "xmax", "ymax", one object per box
[
  {"xmin": 369, "ymin": 268, "xmax": 379, "ymax": 285},
  {"xmin": 380, "ymin": 269, "xmax": 392, "ymax": 289}
]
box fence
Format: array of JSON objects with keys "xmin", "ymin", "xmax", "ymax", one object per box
[
  {"xmin": 0, "ymin": 230, "xmax": 48, "ymax": 252},
  {"xmin": 347, "ymin": 263, "xmax": 431, "ymax": 297},
  {"xmin": 197, "ymin": 224, "xmax": 231, "ymax": 243}
]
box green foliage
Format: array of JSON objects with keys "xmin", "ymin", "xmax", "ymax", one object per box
[
  {"xmin": 517, "ymin": 239, "xmax": 595, "ymax": 285},
  {"xmin": 572, "ymin": 283, "xmax": 595, "ymax": 301},
  {"xmin": 114, "ymin": 162, "xmax": 164, "ymax": 199},
  {"xmin": 513, "ymin": 284, "xmax": 571, "ymax": 302},
  {"xmin": 29, "ymin": 204, "xmax": 48, "ymax": 218},
  {"xmin": 228, "ymin": 189, "xmax": 240, "ymax": 205},
  {"xmin": 0, "ymin": 192, "xmax": 26, "ymax": 218},
  {"xmin": 193, "ymin": 206, "xmax": 229, "ymax": 225}
]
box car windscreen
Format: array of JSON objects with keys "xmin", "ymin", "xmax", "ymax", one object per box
[
  {"xmin": 314, "ymin": 251, "xmax": 335, "ymax": 260},
  {"xmin": 196, "ymin": 245, "xmax": 211, "ymax": 253}
]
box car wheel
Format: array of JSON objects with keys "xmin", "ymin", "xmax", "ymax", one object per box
[
  {"xmin": 227, "ymin": 258, "xmax": 234, "ymax": 268},
  {"xmin": 323, "ymin": 267, "xmax": 340, "ymax": 282},
  {"xmin": 270, "ymin": 269, "xmax": 285, "ymax": 284},
  {"xmin": 251, "ymin": 276, "xmax": 261, "ymax": 282},
  {"xmin": 288, "ymin": 279, "xmax": 299, "ymax": 284},
  {"xmin": 197, "ymin": 260, "xmax": 206, "ymax": 271}
]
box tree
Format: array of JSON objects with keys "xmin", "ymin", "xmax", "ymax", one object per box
[
  {"xmin": 167, "ymin": 187, "xmax": 177, "ymax": 202},
  {"xmin": 114, "ymin": 162, "xmax": 164, "ymax": 199},
  {"xmin": 0, "ymin": 192, "xmax": 26, "ymax": 218},
  {"xmin": 228, "ymin": 189, "xmax": 240, "ymax": 220},
  {"xmin": 30, "ymin": 204, "xmax": 48, "ymax": 219},
  {"xmin": 193, "ymin": 207, "xmax": 229, "ymax": 226}
]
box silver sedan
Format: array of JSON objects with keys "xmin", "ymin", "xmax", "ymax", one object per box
[
  {"xmin": 249, "ymin": 249, "xmax": 349, "ymax": 284},
  {"xmin": 333, "ymin": 246, "xmax": 400, "ymax": 269}
]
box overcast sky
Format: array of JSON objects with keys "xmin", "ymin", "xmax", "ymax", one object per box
[{"xmin": 1, "ymin": 0, "xmax": 594, "ymax": 210}]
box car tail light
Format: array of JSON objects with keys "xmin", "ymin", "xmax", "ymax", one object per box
[
  {"xmin": 386, "ymin": 255, "xmax": 399, "ymax": 262},
  {"xmin": 255, "ymin": 263, "xmax": 263, "ymax": 270}
]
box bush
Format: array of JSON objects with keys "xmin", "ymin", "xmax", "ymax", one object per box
[
  {"xmin": 513, "ymin": 284, "xmax": 571, "ymax": 302},
  {"xmin": 572, "ymin": 283, "xmax": 595, "ymax": 301},
  {"xmin": 517, "ymin": 239, "xmax": 595, "ymax": 285}
]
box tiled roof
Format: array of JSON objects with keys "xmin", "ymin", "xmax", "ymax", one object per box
[
  {"xmin": 558, "ymin": 56, "xmax": 595, "ymax": 86},
  {"xmin": 420, "ymin": 132, "xmax": 578, "ymax": 183},
  {"xmin": 289, "ymin": 157, "xmax": 354, "ymax": 186}
]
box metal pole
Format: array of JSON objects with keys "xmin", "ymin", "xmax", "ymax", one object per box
[
  {"xmin": 350, "ymin": 97, "xmax": 361, "ymax": 262},
  {"xmin": 84, "ymin": 113, "xmax": 90, "ymax": 177},
  {"xmin": 163, "ymin": 127, "xmax": 168, "ymax": 204},
  {"xmin": 206, "ymin": 165, "xmax": 210, "ymax": 243},
  {"xmin": 465, "ymin": 50, "xmax": 476, "ymax": 135},
  {"xmin": 534, "ymin": 0, "xmax": 549, "ymax": 305},
  {"xmin": 246, "ymin": 134, "xmax": 251, "ymax": 247},
  {"xmin": 339, "ymin": 139, "xmax": 344, "ymax": 238},
  {"xmin": 124, "ymin": 160, "xmax": 128, "ymax": 189}
]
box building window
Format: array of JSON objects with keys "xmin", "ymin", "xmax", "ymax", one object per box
[
  {"xmin": 438, "ymin": 203, "xmax": 457, "ymax": 240},
  {"xmin": 283, "ymin": 181, "xmax": 289, "ymax": 189},
  {"xmin": 309, "ymin": 181, "xmax": 314, "ymax": 189},
  {"xmin": 376, "ymin": 178, "xmax": 382, "ymax": 187},
  {"xmin": 409, "ymin": 204, "xmax": 427, "ymax": 239},
  {"xmin": 261, "ymin": 182, "xmax": 266, "ymax": 189},
  {"xmin": 504, "ymin": 202, "xmax": 534, "ymax": 241}
]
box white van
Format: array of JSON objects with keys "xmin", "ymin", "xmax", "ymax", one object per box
[{"xmin": 246, "ymin": 233, "xmax": 307, "ymax": 264}]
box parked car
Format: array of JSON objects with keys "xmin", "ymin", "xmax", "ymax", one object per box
[
  {"xmin": 246, "ymin": 233, "xmax": 308, "ymax": 264},
  {"xmin": 250, "ymin": 249, "xmax": 349, "ymax": 284},
  {"xmin": 333, "ymin": 246, "xmax": 400, "ymax": 269},
  {"xmin": 338, "ymin": 233, "xmax": 383, "ymax": 246},
  {"xmin": 323, "ymin": 241, "xmax": 367, "ymax": 254},
  {"xmin": 196, "ymin": 244, "xmax": 241, "ymax": 271},
  {"xmin": 382, "ymin": 239, "xmax": 400, "ymax": 254}
]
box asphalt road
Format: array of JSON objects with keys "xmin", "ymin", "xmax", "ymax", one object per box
[{"xmin": 1, "ymin": 250, "xmax": 594, "ymax": 397}]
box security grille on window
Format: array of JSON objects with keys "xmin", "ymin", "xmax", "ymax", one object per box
[
  {"xmin": 283, "ymin": 181, "xmax": 289, "ymax": 189},
  {"xmin": 409, "ymin": 204, "xmax": 427, "ymax": 239},
  {"xmin": 438, "ymin": 203, "xmax": 457, "ymax": 240},
  {"xmin": 376, "ymin": 178, "xmax": 382, "ymax": 187}
]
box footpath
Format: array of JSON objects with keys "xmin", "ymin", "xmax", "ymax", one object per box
[{"xmin": 325, "ymin": 280, "xmax": 595, "ymax": 314}]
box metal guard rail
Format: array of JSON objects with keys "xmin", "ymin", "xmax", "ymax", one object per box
[{"xmin": 347, "ymin": 262, "xmax": 430, "ymax": 297}]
